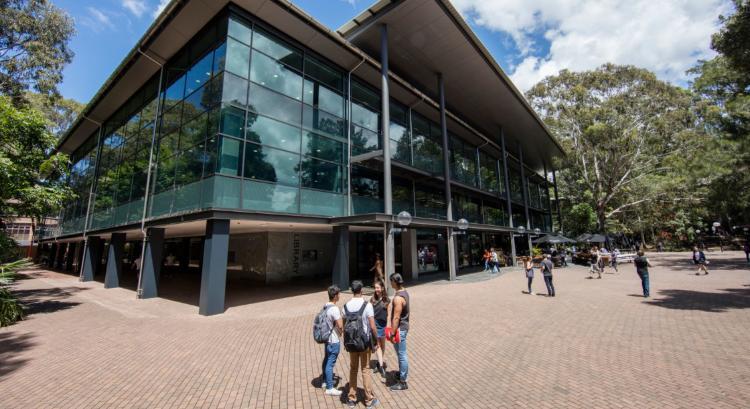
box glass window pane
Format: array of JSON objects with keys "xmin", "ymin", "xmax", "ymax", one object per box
[
  {"xmin": 352, "ymin": 80, "xmax": 379, "ymax": 112},
  {"xmin": 246, "ymin": 114, "xmax": 301, "ymax": 153},
  {"xmin": 242, "ymin": 180, "xmax": 299, "ymax": 213},
  {"xmin": 180, "ymin": 113, "xmax": 207, "ymax": 150},
  {"xmin": 304, "ymin": 80, "xmax": 344, "ymax": 118},
  {"xmin": 300, "ymin": 157, "xmax": 344, "ymax": 193},
  {"xmin": 164, "ymin": 75, "xmax": 185, "ymax": 109},
  {"xmin": 300, "ymin": 189, "xmax": 344, "ymax": 216},
  {"xmin": 250, "ymin": 50, "xmax": 303, "ymax": 100},
  {"xmin": 302, "ymin": 132, "xmax": 343, "ymax": 163},
  {"xmin": 252, "ymin": 29, "xmax": 303, "ymax": 71},
  {"xmin": 185, "ymin": 50, "xmax": 214, "ymax": 95},
  {"xmin": 226, "ymin": 38, "xmax": 250, "ymax": 78},
  {"xmin": 216, "ymin": 136, "xmax": 242, "ymax": 176},
  {"xmin": 161, "ymin": 102, "xmax": 182, "ymax": 136},
  {"xmin": 159, "ymin": 131, "xmax": 178, "ymax": 158},
  {"xmin": 155, "ymin": 154, "xmax": 176, "ymax": 193},
  {"xmin": 302, "ymin": 105, "xmax": 345, "ymax": 139},
  {"xmin": 389, "ymin": 122, "xmax": 410, "ymax": 163},
  {"xmin": 213, "ymin": 42, "xmax": 226, "ymax": 75},
  {"xmin": 248, "ymin": 83, "xmax": 302, "ymax": 125},
  {"xmin": 243, "ymin": 143, "xmax": 300, "ymax": 186},
  {"xmin": 219, "ymin": 105, "xmax": 245, "ymax": 138},
  {"xmin": 228, "ymin": 18, "xmax": 252, "ymax": 45},
  {"xmin": 351, "ymin": 102, "xmax": 379, "ymax": 132},
  {"xmin": 175, "ymin": 142, "xmax": 205, "ymax": 187},
  {"xmin": 351, "ymin": 125, "xmax": 379, "ymax": 155},
  {"xmin": 222, "ymin": 72, "xmax": 248, "ymax": 107},
  {"xmin": 305, "ymin": 56, "xmax": 344, "ymax": 92}
]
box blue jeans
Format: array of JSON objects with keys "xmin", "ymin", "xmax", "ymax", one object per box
[
  {"xmin": 543, "ymin": 275, "xmax": 555, "ymax": 296},
  {"xmin": 392, "ymin": 329, "xmax": 409, "ymax": 382},
  {"xmin": 322, "ymin": 342, "xmax": 340, "ymax": 388},
  {"xmin": 639, "ymin": 273, "xmax": 650, "ymax": 297}
]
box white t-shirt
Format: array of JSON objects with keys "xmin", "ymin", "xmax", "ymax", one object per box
[
  {"xmin": 344, "ymin": 297, "xmax": 375, "ymax": 338},
  {"xmin": 324, "ymin": 302, "xmax": 342, "ymax": 344}
]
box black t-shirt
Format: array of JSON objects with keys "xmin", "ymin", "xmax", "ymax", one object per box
[
  {"xmin": 634, "ymin": 256, "xmax": 649, "ymax": 272},
  {"xmin": 371, "ymin": 298, "xmax": 388, "ymax": 326}
]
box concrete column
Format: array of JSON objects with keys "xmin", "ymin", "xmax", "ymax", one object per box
[
  {"xmin": 332, "ymin": 225, "xmax": 350, "ymax": 289},
  {"xmin": 380, "ymin": 24, "xmax": 396, "ymax": 292},
  {"xmin": 179, "ymin": 237, "xmax": 190, "ymax": 273},
  {"xmin": 552, "ymin": 167, "xmax": 562, "ymax": 233},
  {"xmin": 75, "ymin": 241, "xmax": 85, "ymax": 273},
  {"xmin": 401, "ymin": 228, "xmax": 418, "ymax": 281},
  {"xmin": 65, "ymin": 242, "xmax": 77, "ymax": 271},
  {"xmin": 500, "ymin": 130, "xmax": 516, "ymax": 266},
  {"xmin": 519, "ymin": 145, "xmax": 531, "ymax": 230},
  {"xmin": 54, "ymin": 243, "xmax": 65, "ymax": 269},
  {"xmin": 104, "ymin": 233, "xmax": 126, "ymax": 288},
  {"xmin": 199, "ymin": 219, "xmax": 230, "ymax": 316},
  {"xmin": 438, "ymin": 74, "xmax": 457, "ymax": 281},
  {"xmin": 509, "ymin": 232, "xmax": 517, "ymax": 266},
  {"xmin": 139, "ymin": 228, "xmax": 164, "ymax": 299},
  {"xmin": 80, "ymin": 236, "xmax": 101, "ymax": 281}
]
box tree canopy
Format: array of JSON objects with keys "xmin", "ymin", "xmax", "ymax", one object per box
[{"xmin": 0, "ymin": 0, "xmax": 75, "ymax": 105}]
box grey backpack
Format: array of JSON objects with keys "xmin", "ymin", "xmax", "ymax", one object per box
[{"xmin": 313, "ymin": 305, "xmax": 333, "ymax": 344}]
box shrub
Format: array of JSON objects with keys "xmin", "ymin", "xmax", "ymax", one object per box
[{"xmin": 0, "ymin": 231, "xmax": 19, "ymax": 263}]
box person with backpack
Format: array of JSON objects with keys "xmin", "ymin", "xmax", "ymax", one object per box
[
  {"xmin": 692, "ymin": 246, "xmax": 709, "ymax": 275},
  {"xmin": 343, "ymin": 280, "xmax": 380, "ymax": 408},
  {"xmin": 633, "ymin": 250, "xmax": 652, "ymax": 298},
  {"xmin": 386, "ymin": 273, "xmax": 410, "ymax": 391},
  {"xmin": 541, "ymin": 254, "xmax": 555, "ymax": 297},
  {"xmin": 314, "ymin": 286, "xmax": 343, "ymax": 396}
]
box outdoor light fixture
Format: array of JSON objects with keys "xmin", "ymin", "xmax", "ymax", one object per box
[
  {"xmin": 457, "ymin": 218, "xmax": 469, "ymax": 231},
  {"xmin": 397, "ymin": 211, "xmax": 412, "ymax": 227},
  {"xmin": 696, "ymin": 229, "xmax": 701, "ymax": 234},
  {"xmin": 517, "ymin": 225, "xmax": 526, "ymax": 233},
  {"xmin": 713, "ymin": 222, "xmax": 720, "ymax": 227},
  {"xmin": 534, "ymin": 228, "xmax": 541, "ymax": 235}
]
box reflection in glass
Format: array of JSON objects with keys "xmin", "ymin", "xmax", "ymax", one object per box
[
  {"xmin": 246, "ymin": 114, "xmax": 301, "ymax": 153},
  {"xmin": 244, "ymin": 143, "xmax": 300, "ymax": 186},
  {"xmin": 250, "ymin": 50, "xmax": 303, "ymax": 100}
]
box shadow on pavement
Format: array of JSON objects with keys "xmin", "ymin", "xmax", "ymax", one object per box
[
  {"xmin": 12, "ymin": 286, "xmax": 85, "ymax": 316},
  {"xmin": 645, "ymin": 287, "xmax": 750, "ymax": 313},
  {"xmin": 0, "ymin": 332, "xmax": 36, "ymax": 379}
]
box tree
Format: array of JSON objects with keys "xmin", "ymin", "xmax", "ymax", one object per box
[
  {"xmin": 25, "ymin": 92, "xmax": 84, "ymax": 137},
  {"xmin": 0, "ymin": 0, "xmax": 75, "ymax": 104},
  {"xmin": 0, "ymin": 96, "xmax": 73, "ymax": 243},
  {"xmin": 526, "ymin": 64, "xmax": 709, "ymax": 234},
  {"xmin": 690, "ymin": 0, "xmax": 750, "ymax": 227}
]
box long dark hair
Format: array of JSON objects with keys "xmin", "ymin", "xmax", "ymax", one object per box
[{"xmin": 371, "ymin": 278, "xmax": 390, "ymax": 305}]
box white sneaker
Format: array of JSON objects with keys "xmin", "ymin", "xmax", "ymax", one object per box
[
  {"xmin": 530, "ymin": 292, "xmax": 536, "ymax": 295},
  {"xmin": 321, "ymin": 382, "xmax": 326, "ymax": 389},
  {"xmin": 325, "ymin": 388, "xmax": 342, "ymax": 396}
]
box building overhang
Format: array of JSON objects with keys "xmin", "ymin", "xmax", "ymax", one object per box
[{"xmin": 338, "ymin": 0, "xmax": 565, "ymax": 171}]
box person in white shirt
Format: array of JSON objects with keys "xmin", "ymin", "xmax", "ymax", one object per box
[
  {"xmin": 344, "ymin": 280, "xmax": 380, "ymax": 408},
  {"xmin": 322, "ymin": 286, "xmax": 343, "ymax": 396}
]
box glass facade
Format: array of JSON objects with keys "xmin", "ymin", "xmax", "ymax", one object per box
[{"xmin": 53, "ymin": 7, "xmax": 555, "ymax": 237}]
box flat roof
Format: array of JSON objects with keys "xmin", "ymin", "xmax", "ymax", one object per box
[{"xmin": 58, "ymin": 0, "xmax": 563, "ymax": 172}]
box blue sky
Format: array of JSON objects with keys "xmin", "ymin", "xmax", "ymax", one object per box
[{"xmin": 56, "ymin": 0, "xmax": 729, "ymax": 104}]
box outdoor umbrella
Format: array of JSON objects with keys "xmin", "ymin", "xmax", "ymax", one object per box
[
  {"xmin": 532, "ymin": 235, "xmax": 560, "ymax": 244},
  {"xmin": 555, "ymin": 235, "xmax": 576, "ymax": 243},
  {"xmin": 575, "ymin": 233, "xmax": 592, "ymax": 242},
  {"xmin": 586, "ymin": 234, "xmax": 607, "ymax": 243}
]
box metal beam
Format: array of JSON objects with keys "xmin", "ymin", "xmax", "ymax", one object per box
[
  {"xmin": 552, "ymin": 167, "xmax": 563, "ymax": 234},
  {"xmin": 500, "ymin": 130, "xmax": 516, "ymax": 265},
  {"xmin": 439, "ymin": 74, "xmax": 457, "ymax": 281}
]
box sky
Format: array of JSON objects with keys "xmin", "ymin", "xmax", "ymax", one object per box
[{"xmin": 55, "ymin": 0, "xmax": 733, "ymax": 104}]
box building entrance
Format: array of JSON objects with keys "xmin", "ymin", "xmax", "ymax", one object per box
[{"xmin": 416, "ymin": 229, "xmax": 447, "ymax": 277}]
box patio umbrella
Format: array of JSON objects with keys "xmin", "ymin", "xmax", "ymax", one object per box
[
  {"xmin": 555, "ymin": 235, "xmax": 576, "ymax": 243},
  {"xmin": 532, "ymin": 235, "xmax": 560, "ymax": 244},
  {"xmin": 586, "ymin": 234, "xmax": 607, "ymax": 243},
  {"xmin": 575, "ymin": 233, "xmax": 592, "ymax": 242}
]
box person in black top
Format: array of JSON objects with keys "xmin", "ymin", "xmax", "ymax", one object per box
[
  {"xmin": 387, "ymin": 273, "xmax": 410, "ymax": 391},
  {"xmin": 633, "ymin": 250, "xmax": 652, "ymax": 297},
  {"xmin": 370, "ymin": 279, "xmax": 390, "ymax": 379}
]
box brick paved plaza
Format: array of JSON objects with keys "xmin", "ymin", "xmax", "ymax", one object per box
[{"xmin": 1, "ymin": 251, "xmax": 749, "ymax": 408}]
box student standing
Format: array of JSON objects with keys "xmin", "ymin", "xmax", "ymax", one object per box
[
  {"xmin": 490, "ymin": 248, "xmax": 499, "ymax": 273},
  {"xmin": 344, "ymin": 281, "xmax": 380, "ymax": 408},
  {"xmin": 743, "ymin": 241, "xmax": 750, "ymax": 263},
  {"xmin": 387, "ymin": 273, "xmax": 410, "ymax": 391},
  {"xmin": 482, "ymin": 249, "xmax": 491, "ymax": 272},
  {"xmin": 321, "ymin": 286, "xmax": 343, "ymax": 396},
  {"xmin": 541, "ymin": 255, "xmax": 555, "ymax": 297},
  {"xmin": 370, "ymin": 254, "xmax": 384, "ymax": 283},
  {"xmin": 370, "ymin": 279, "xmax": 390, "ymax": 379},
  {"xmin": 524, "ymin": 256, "xmax": 535, "ymax": 295},
  {"xmin": 633, "ymin": 251, "xmax": 652, "ymax": 297}
]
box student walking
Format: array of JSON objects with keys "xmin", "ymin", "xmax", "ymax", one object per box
[
  {"xmin": 315, "ymin": 286, "xmax": 343, "ymax": 396},
  {"xmin": 541, "ymin": 255, "xmax": 555, "ymax": 297},
  {"xmin": 344, "ymin": 281, "xmax": 380, "ymax": 408},
  {"xmin": 387, "ymin": 273, "xmax": 410, "ymax": 391},
  {"xmin": 482, "ymin": 249, "xmax": 491, "ymax": 272},
  {"xmin": 523, "ymin": 256, "xmax": 535, "ymax": 295},
  {"xmin": 744, "ymin": 241, "xmax": 750, "ymax": 263},
  {"xmin": 589, "ymin": 246, "xmax": 602, "ymax": 279},
  {"xmin": 370, "ymin": 279, "xmax": 390, "ymax": 379},
  {"xmin": 490, "ymin": 248, "xmax": 500, "ymax": 273},
  {"xmin": 633, "ymin": 251, "xmax": 652, "ymax": 297},
  {"xmin": 611, "ymin": 248, "xmax": 620, "ymax": 272},
  {"xmin": 692, "ymin": 247, "xmax": 709, "ymax": 275},
  {"xmin": 370, "ymin": 254, "xmax": 384, "ymax": 284}
]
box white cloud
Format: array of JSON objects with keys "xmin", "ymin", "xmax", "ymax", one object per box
[
  {"xmin": 123, "ymin": 0, "xmax": 148, "ymax": 17},
  {"xmin": 153, "ymin": 0, "xmax": 170, "ymax": 18},
  {"xmin": 452, "ymin": 0, "xmax": 733, "ymax": 90},
  {"xmin": 81, "ymin": 7, "xmax": 116, "ymax": 32}
]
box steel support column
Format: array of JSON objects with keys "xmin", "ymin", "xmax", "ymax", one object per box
[
  {"xmin": 500, "ymin": 131, "xmax": 516, "ymax": 265},
  {"xmin": 438, "ymin": 74, "xmax": 457, "ymax": 281},
  {"xmin": 65, "ymin": 242, "xmax": 77, "ymax": 271},
  {"xmin": 380, "ymin": 24, "xmax": 396, "ymax": 291},
  {"xmin": 139, "ymin": 228, "xmax": 164, "ymax": 299},
  {"xmin": 519, "ymin": 146, "xmax": 532, "ymax": 255},
  {"xmin": 552, "ymin": 167, "xmax": 562, "ymax": 234},
  {"xmin": 104, "ymin": 233, "xmax": 126, "ymax": 288},
  {"xmin": 332, "ymin": 225, "xmax": 350, "ymax": 289},
  {"xmin": 199, "ymin": 219, "xmax": 230, "ymax": 316},
  {"xmin": 80, "ymin": 236, "xmax": 101, "ymax": 281}
]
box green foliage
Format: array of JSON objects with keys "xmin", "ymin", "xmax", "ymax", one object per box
[
  {"xmin": 563, "ymin": 203, "xmax": 598, "ymax": 237},
  {"xmin": 25, "ymin": 92, "xmax": 84, "ymax": 137},
  {"xmin": 531, "ymin": 247, "xmax": 543, "ymax": 257},
  {"xmin": 0, "ymin": 231, "xmax": 19, "ymax": 263},
  {"xmin": 526, "ymin": 64, "xmax": 706, "ymax": 234},
  {"xmin": 0, "ymin": 0, "xmax": 75, "ymax": 104},
  {"xmin": 0, "ymin": 258, "xmax": 30, "ymax": 327},
  {"xmin": 0, "ymin": 96, "xmax": 74, "ymax": 225}
]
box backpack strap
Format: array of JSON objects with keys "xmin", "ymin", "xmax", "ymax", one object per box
[{"xmin": 358, "ymin": 299, "xmax": 368, "ymax": 314}]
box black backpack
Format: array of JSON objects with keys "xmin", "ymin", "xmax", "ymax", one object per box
[{"xmin": 343, "ymin": 301, "xmax": 370, "ymax": 353}]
